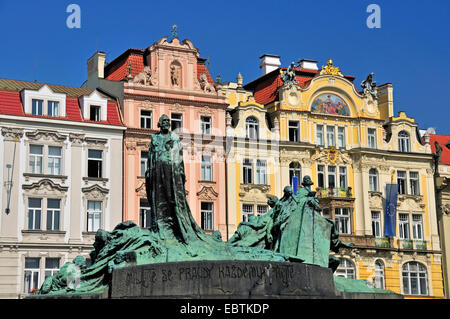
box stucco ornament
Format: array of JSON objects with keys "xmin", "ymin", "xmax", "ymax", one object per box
[
  {"xmin": 132, "ymin": 66, "xmax": 154, "ymax": 86},
  {"xmin": 280, "ymin": 61, "xmax": 299, "ymax": 88},
  {"xmin": 320, "ymin": 58, "xmax": 343, "ymax": 77},
  {"xmin": 199, "ymin": 73, "xmax": 215, "ymax": 93},
  {"xmin": 170, "ymin": 65, "xmax": 180, "ymax": 87}
]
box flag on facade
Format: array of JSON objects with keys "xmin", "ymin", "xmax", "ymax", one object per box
[
  {"xmin": 384, "ymin": 184, "xmax": 398, "ymax": 236},
  {"xmin": 292, "ymin": 176, "xmax": 298, "ymax": 195}
]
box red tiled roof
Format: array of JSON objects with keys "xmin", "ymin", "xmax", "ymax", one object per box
[
  {"xmin": 104, "ymin": 49, "xmax": 145, "ymax": 81},
  {"xmin": 197, "ymin": 63, "xmax": 215, "ymax": 86},
  {"xmin": 0, "ymin": 79, "xmax": 124, "ymax": 127},
  {"xmin": 429, "ymin": 134, "xmax": 450, "ymax": 166}
]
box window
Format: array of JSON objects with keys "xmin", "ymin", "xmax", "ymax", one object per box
[
  {"xmin": 171, "ymin": 113, "xmax": 183, "ymax": 132},
  {"xmin": 326, "ymin": 126, "xmax": 336, "ymax": 147},
  {"xmin": 337, "ymin": 127, "xmax": 345, "ymax": 148},
  {"xmin": 317, "ymin": 165, "xmax": 325, "ymax": 188},
  {"xmin": 397, "ymin": 171, "xmax": 407, "ymax": 195},
  {"xmin": 339, "ymin": 167, "xmax": 347, "ymax": 188},
  {"xmin": 140, "ymin": 110, "xmax": 152, "ymax": 129},
  {"xmin": 28, "ymin": 198, "xmax": 42, "ymax": 230},
  {"xmin": 412, "ymin": 214, "xmax": 423, "ymax": 240},
  {"xmin": 374, "ymin": 260, "xmax": 385, "ymax": 289},
  {"xmin": 256, "ymin": 160, "xmax": 267, "ymax": 185},
  {"xmin": 46, "ymin": 199, "xmax": 61, "ymax": 231},
  {"xmin": 257, "ymin": 205, "xmax": 268, "ymax": 216},
  {"xmin": 335, "ymin": 208, "xmax": 351, "ymax": 234},
  {"xmin": 32, "ymin": 99, "xmax": 43, "ymax": 116},
  {"xmin": 372, "ymin": 211, "xmax": 382, "ymax": 238},
  {"xmin": 139, "ymin": 199, "xmax": 151, "ymax": 228},
  {"xmin": 201, "ymin": 202, "xmax": 214, "ymax": 231},
  {"xmin": 47, "ymin": 101, "xmax": 59, "ymax": 117},
  {"xmin": 88, "ymin": 149, "xmax": 103, "ymax": 178},
  {"xmin": 245, "ymin": 117, "xmax": 259, "ymax": 139},
  {"xmin": 140, "ymin": 151, "xmax": 148, "ymax": 177},
  {"xmin": 334, "ymin": 258, "xmax": 355, "ymax": 279},
  {"xmin": 402, "ymin": 262, "xmax": 428, "ymax": 296},
  {"xmin": 288, "ymin": 121, "xmax": 300, "ymax": 142},
  {"xmin": 368, "ymin": 128, "xmax": 377, "ymax": 149},
  {"xmin": 289, "ymin": 162, "xmax": 302, "ymax": 187},
  {"xmin": 44, "ymin": 258, "xmax": 60, "ymax": 280},
  {"xmin": 48, "ymin": 146, "xmax": 62, "ymax": 175},
  {"xmin": 398, "ymin": 131, "xmax": 410, "ymax": 152},
  {"xmin": 87, "ymin": 201, "xmax": 102, "ymax": 232},
  {"xmin": 399, "ymin": 213, "xmax": 410, "ymax": 239},
  {"xmin": 29, "ymin": 145, "xmax": 43, "ymax": 174},
  {"xmin": 409, "ymin": 172, "xmax": 419, "ymax": 195},
  {"xmin": 201, "ymin": 155, "xmax": 213, "ymax": 181},
  {"xmin": 328, "ymin": 166, "xmax": 336, "ymax": 188},
  {"xmin": 200, "ymin": 116, "xmax": 211, "ymax": 135},
  {"xmin": 89, "ymin": 105, "xmax": 101, "ymax": 121},
  {"xmin": 316, "ymin": 125, "xmax": 324, "ymax": 146},
  {"xmin": 369, "ymin": 168, "xmax": 378, "ymax": 192},
  {"xmin": 242, "ymin": 204, "xmax": 253, "ymax": 222},
  {"xmin": 243, "ymin": 159, "xmax": 253, "ymax": 184},
  {"xmin": 24, "ymin": 258, "xmax": 40, "ymax": 293}
]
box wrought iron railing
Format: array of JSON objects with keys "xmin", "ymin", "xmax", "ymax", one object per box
[
  {"xmin": 316, "ymin": 187, "xmax": 353, "ymax": 198},
  {"xmin": 400, "ymin": 239, "xmax": 414, "ymax": 249},
  {"xmin": 415, "ymin": 240, "xmax": 428, "ymax": 250},
  {"xmin": 375, "ymin": 237, "xmax": 390, "ymax": 248}
]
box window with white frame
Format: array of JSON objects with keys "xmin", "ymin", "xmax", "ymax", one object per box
[
  {"xmin": 339, "ymin": 166, "xmax": 347, "ymax": 188},
  {"xmin": 337, "ymin": 127, "xmax": 345, "ymax": 148},
  {"xmin": 245, "ymin": 117, "xmax": 259, "ymax": 139},
  {"xmin": 201, "ymin": 155, "xmax": 213, "ymax": 181},
  {"xmin": 369, "ymin": 168, "xmax": 379, "ymax": 192},
  {"xmin": 140, "ymin": 110, "xmax": 152, "ymax": 129},
  {"xmin": 398, "ymin": 131, "xmax": 410, "ymax": 152},
  {"xmin": 27, "ymin": 198, "xmax": 42, "ymax": 230},
  {"xmin": 256, "ymin": 160, "xmax": 267, "ymax": 185},
  {"xmin": 87, "ymin": 149, "xmax": 103, "ymax": 178},
  {"xmin": 140, "ymin": 151, "xmax": 148, "ymax": 177},
  {"xmin": 316, "ymin": 124, "xmax": 324, "ymax": 146},
  {"xmin": 89, "ymin": 105, "xmax": 101, "ymax": 121},
  {"xmin": 200, "ymin": 116, "xmax": 211, "ymax": 135},
  {"xmin": 32, "ymin": 99, "xmax": 43, "ymax": 116},
  {"xmin": 87, "ymin": 200, "xmax": 102, "ymax": 232},
  {"xmin": 24, "ymin": 257, "xmax": 40, "ymax": 293},
  {"xmin": 334, "ymin": 258, "xmax": 355, "ymax": 279},
  {"xmin": 399, "ymin": 213, "xmax": 410, "ymax": 239},
  {"xmin": 326, "ymin": 126, "xmax": 336, "ymax": 147},
  {"xmin": 48, "ymin": 146, "xmax": 62, "ymax": 175},
  {"xmin": 289, "ymin": 162, "xmax": 302, "ymax": 187},
  {"xmin": 201, "ymin": 202, "xmax": 214, "ymax": 231},
  {"xmin": 409, "ymin": 172, "xmax": 419, "ymax": 195},
  {"xmin": 139, "ymin": 199, "xmax": 151, "ymax": 228},
  {"xmin": 397, "ymin": 171, "xmax": 407, "ymax": 195},
  {"xmin": 46, "ymin": 199, "xmax": 61, "ymax": 231},
  {"xmin": 368, "ymin": 128, "xmax": 377, "ymax": 149},
  {"xmin": 412, "ymin": 214, "xmax": 423, "ymax": 240},
  {"xmin": 171, "ymin": 113, "xmax": 183, "ymax": 132},
  {"xmin": 242, "ymin": 204, "xmax": 254, "ymax": 222},
  {"xmin": 257, "ymin": 205, "xmax": 268, "ymax": 216},
  {"xmin": 371, "ymin": 211, "xmax": 382, "ymax": 238},
  {"xmin": 243, "ymin": 159, "xmax": 253, "ymax": 184},
  {"xmin": 402, "ymin": 262, "xmax": 428, "ymax": 296},
  {"xmin": 328, "ymin": 166, "xmax": 336, "ymax": 188},
  {"xmin": 23, "ymin": 85, "xmax": 66, "ymax": 117},
  {"xmin": 288, "ymin": 121, "xmax": 300, "ymax": 142},
  {"xmin": 317, "ymin": 165, "xmax": 325, "ymax": 188},
  {"xmin": 47, "ymin": 101, "xmax": 60, "ymax": 117},
  {"xmin": 335, "ymin": 208, "xmax": 351, "ymax": 234},
  {"xmin": 374, "ymin": 260, "xmax": 385, "ymax": 289},
  {"xmin": 29, "ymin": 145, "xmax": 43, "ymax": 174},
  {"xmin": 44, "ymin": 258, "xmax": 60, "ymax": 280}
]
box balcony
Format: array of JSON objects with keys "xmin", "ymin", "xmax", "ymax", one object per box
[
  {"xmin": 398, "ymin": 239, "xmax": 428, "ymax": 250},
  {"xmin": 415, "ymin": 240, "xmax": 428, "ymax": 250},
  {"xmin": 375, "ymin": 237, "xmax": 391, "ymax": 248},
  {"xmin": 316, "ymin": 187, "xmax": 353, "ymax": 199},
  {"xmin": 400, "ymin": 239, "xmax": 414, "ymax": 249}
]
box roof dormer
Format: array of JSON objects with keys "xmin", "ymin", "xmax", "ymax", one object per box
[
  {"xmin": 21, "ymin": 84, "xmax": 66, "ymax": 117},
  {"xmin": 79, "ymin": 90, "xmax": 108, "ymax": 122}
]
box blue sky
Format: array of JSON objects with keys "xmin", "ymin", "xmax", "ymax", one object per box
[{"xmin": 0, "ymin": 0, "xmax": 449, "ymax": 133}]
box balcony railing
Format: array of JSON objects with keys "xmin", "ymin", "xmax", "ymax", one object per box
[
  {"xmin": 415, "ymin": 240, "xmax": 428, "ymax": 250},
  {"xmin": 316, "ymin": 187, "xmax": 353, "ymax": 198},
  {"xmin": 375, "ymin": 237, "xmax": 391, "ymax": 248},
  {"xmin": 400, "ymin": 239, "xmax": 414, "ymax": 249}
]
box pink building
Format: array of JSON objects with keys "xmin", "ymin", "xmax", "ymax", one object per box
[{"xmin": 83, "ymin": 37, "xmax": 229, "ymax": 238}]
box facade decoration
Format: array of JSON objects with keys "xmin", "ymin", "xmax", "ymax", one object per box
[
  {"xmin": 320, "ymin": 58, "xmax": 343, "ymax": 76},
  {"xmin": 311, "ymin": 93, "xmax": 350, "ymax": 116}
]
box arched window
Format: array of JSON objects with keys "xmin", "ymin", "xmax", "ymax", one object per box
[
  {"xmin": 374, "ymin": 260, "xmax": 385, "ymax": 289},
  {"xmin": 289, "ymin": 162, "xmax": 302, "ymax": 187},
  {"xmin": 369, "ymin": 168, "xmax": 378, "ymax": 192},
  {"xmin": 334, "ymin": 258, "xmax": 355, "ymax": 279},
  {"xmin": 245, "ymin": 117, "xmax": 259, "ymax": 139},
  {"xmin": 402, "ymin": 262, "xmax": 428, "ymax": 296},
  {"xmin": 398, "ymin": 131, "xmax": 410, "ymax": 152}
]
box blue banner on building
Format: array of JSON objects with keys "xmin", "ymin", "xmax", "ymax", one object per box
[
  {"xmin": 292, "ymin": 176, "xmax": 298, "ymax": 195},
  {"xmin": 384, "ymin": 184, "xmax": 398, "ymax": 237}
]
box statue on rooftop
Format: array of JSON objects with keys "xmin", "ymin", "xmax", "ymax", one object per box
[{"xmin": 361, "ymin": 72, "xmax": 377, "ymax": 100}]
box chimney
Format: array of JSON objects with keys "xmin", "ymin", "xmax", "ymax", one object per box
[
  {"xmin": 259, "ymin": 54, "xmax": 281, "ymax": 75},
  {"xmin": 87, "ymin": 51, "xmax": 106, "ymax": 79},
  {"xmin": 298, "ymin": 59, "xmax": 318, "ymax": 70}
]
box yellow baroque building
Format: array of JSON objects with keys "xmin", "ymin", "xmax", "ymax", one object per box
[{"xmin": 218, "ymin": 56, "xmax": 444, "ymax": 298}]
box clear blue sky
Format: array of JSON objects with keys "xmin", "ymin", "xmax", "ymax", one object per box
[{"xmin": 0, "ymin": 0, "xmax": 449, "ymax": 133}]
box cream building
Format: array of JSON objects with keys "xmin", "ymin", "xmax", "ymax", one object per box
[
  {"xmin": 0, "ymin": 79, "xmax": 125, "ymax": 298},
  {"xmin": 219, "ymin": 56, "xmax": 444, "ymax": 298}
]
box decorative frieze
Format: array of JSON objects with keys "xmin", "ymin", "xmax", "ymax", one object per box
[{"xmin": 1, "ymin": 127, "xmax": 24, "ymax": 141}]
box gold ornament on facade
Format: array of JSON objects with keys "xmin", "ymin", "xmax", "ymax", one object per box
[
  {"xmin": 327, "ymin": 146, "xmax": 338, "ymax": 164},
  {"xmin": 320, "ymin": 58, "xmax": 343, "ymax": 77}
]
